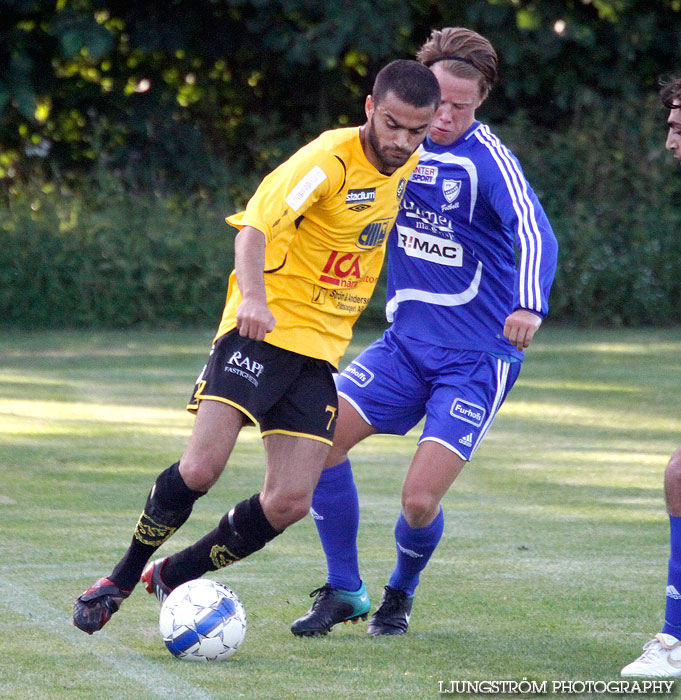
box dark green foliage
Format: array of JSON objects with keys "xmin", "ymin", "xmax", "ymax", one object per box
[
  {"xmin": 1, "ymin": 0, "xmax": 679, "ymax": 188},
  {"xmin": 0, "ymin": 180, "xmax": 236, "ymax": 328},
  {"xmin": 1, "ymin": 0, "xmax": 680, "ymax": 328},
  {"xmin": 0, "ymin": 0, "xmax": 416, "ymax": 187},
  {"xmin": 498, "ymin": 95, "xmax": 681, "ymax": 326}
]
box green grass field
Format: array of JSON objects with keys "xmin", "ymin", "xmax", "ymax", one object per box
[{"xmin": 1, "ymin": 325, "xmax": 681, "ymax": 700}]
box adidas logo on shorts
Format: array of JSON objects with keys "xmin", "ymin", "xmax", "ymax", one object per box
[
  {"xmin": 667, "ymin": 585, "xmax": 681, "ymax": 600},
  {"xmin": 459, "ymin": 433, "xmax": 473, "ymax": 448}
]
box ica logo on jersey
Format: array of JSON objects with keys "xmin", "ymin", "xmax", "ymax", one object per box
[
  {"xmin": 319, "ymin": 251, "xmax": 362, "ymax": 287},
  {"xmin": 319, "ymin": 218, "xmax": 388, "ymax": 287}
]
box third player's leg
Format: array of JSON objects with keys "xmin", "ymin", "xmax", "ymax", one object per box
[{"xmin": 665, "ymin": 445, "xmax": 681, "ymax": 516}]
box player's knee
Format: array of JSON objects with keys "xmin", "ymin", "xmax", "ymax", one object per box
[
  {"xmin": 178, "ymin": 457, "xmax": 223, "ymax": 492},
  {"xmin": 401, "ymin": 491, "xmax": 439, "ymax": 529},
  {"xmin": 325, "ymin": 446, "xmax": 349, "ymax": 468},
  {"xmin": 260, "ymin": 490, "xmax": 310, "ymax": 530}
]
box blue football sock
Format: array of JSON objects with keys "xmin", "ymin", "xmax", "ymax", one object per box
[
  {"xmin": 663, "ymin": 515, "xmax": 681, "ymax": 638},
  {"xmin": 311, "ymin": 459, "xmax": 361, "ymax": 591},
  {"xmin": 388, "ymin": 508, "xmax": 444, "ymax": 596}
]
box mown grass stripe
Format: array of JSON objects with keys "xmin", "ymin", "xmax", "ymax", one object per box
[{"xmin": 0, "ymin": 575, "xmax": 218, "ymax": 700}]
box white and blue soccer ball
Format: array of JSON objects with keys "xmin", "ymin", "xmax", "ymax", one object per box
[{"xmin": 159, "ymin": 579, "xmax": 246, "ymax": 662}]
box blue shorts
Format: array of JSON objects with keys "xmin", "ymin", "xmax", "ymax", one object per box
[{"xmin": 336, "ymin": 328, "xmax": 521, "ymax": 460}]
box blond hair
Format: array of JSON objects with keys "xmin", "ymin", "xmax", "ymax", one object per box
[{"xmin": 417, "ymin": 27, "xmax": 498, "ymax": 100}]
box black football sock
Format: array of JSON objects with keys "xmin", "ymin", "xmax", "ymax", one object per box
[
  {"xmin": 162, "ymin": 493, "xmax": 280, "ymax": 588},
  {"xmin": 110, "ymin": 462, "xmax": 206, "ymax": 591}
]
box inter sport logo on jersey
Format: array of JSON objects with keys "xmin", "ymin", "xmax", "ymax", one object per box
[
  {"xmin": 396, "ymin": 226, "xmax": 463, "ymax": 266},
  {"xmin": 450, "ymin": 398, "xmax": 486, "ymax": 427},
  {"xmin": 409, "ymin": 164, "xmax": 438, "ymax": 185}
]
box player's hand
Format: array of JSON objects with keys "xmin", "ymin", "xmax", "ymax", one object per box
[
  {"xmin": 235, "ymin": 298, "xmax": 275, "ymax": 341},
  {"xmin": 503, "ymin": 309, "xmax": 542, "ymax": 351}
]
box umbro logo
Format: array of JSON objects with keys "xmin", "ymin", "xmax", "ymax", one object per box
[{"xmin": 459, "ymin": 433, "xmax": 473, "ymax": 448}]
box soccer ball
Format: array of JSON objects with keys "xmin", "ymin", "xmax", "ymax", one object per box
[{"xmin": 159, "ymin": 579, "xmax": 246, "ymax": 662}]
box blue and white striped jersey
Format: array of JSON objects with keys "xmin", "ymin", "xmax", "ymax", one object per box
[{"xmin": 385, "ymin": 121, "xmax": 558, "ymax": 361}]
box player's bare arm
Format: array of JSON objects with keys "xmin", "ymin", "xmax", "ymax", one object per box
[
  {"xmin": 503, "ymin": 309, "xmax": 542, "ymax": 351},
  {"xmin": 234, "ymin": 225, "xmax": 276, "ymax": 341}
]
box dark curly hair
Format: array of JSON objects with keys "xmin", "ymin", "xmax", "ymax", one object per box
[
  {"xmin": 660, "ymin": 76, "xmax": 681, "ymax": 110},
  {"xmin": 372, "ymin": 60, "xmax": 441, "ymax": 110}
]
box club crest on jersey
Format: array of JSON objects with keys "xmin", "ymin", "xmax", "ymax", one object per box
[
  {"xmin": 409, "ymin": 164, "xmax": 438, "ymax": 185},
  {"xmin": 443, "ymin": 179, "xmax": 462, "ymax": 203},
  {"xmin": 356, "ymin": 219, "xmax": 390, "ymax": 250}
]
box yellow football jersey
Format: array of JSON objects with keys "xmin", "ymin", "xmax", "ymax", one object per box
[{"xmin": 217, "ymin": 127, "xmax": 416, "ymax": 368}]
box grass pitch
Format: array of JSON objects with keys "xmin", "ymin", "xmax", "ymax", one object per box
[{"xmin": 1, "ymin": 325, "xmax": 680, "ymax": 699}]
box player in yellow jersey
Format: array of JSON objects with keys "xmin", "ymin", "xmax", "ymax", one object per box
[{"xmin": 73, "ymin": 59, "xmax": 440, "ymax": 634}]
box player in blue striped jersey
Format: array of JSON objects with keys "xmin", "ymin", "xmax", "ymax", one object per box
[{"xmin": 291, "ymin": 27, "xmax": 558, "ymax": 637}]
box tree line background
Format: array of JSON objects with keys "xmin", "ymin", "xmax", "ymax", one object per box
[{"xmin": 1, "ymin": 0, "xmax": 680, "ymax": 329}]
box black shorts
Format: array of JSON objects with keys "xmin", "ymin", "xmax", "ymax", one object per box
[{"xmin": 187, "ymin": 330, "xmax": 338, "ymax": 445}]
